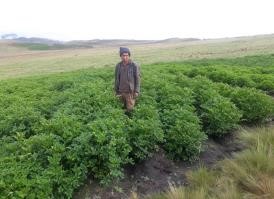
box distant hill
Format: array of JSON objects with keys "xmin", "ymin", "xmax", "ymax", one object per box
[
  {"xmin": 14, "ymin": 37, "xmax": 63, "ymax": 45},
  {"xmin": 1, "ymin": 33, "xmax": 18, "ymax": 40},
  {"xmin": 158, "ymin": 37, "xmax": 200, "ymax": 43},
  {"xmin": 0, "ymin": 34, "xmax": 201, "ymax": 50}
]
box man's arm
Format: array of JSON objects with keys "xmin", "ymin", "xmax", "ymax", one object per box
[
  {"xmin": 134, "ymin": 63, "xmax": 141, "ymax": 93},
  {"xmin": 114, "ymin": 64, "xmax": 119, "ymax": 94}
]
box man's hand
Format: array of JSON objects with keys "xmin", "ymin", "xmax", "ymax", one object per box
[
  {"xmin": 134, "ymin": 92, "xmax": 139, "ymax": 98},
  {"xmin": 115, "ymin": 92, "xmax": 122, "ymax": 98}
]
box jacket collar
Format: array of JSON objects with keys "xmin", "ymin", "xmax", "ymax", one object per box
[{"xmin": 120, "ymin": 59, "xmax": 132, "ymax": 66}]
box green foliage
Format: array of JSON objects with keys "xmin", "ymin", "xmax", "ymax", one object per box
[
  {"xmin": 0, "ymin": 54, "xmax": 274, "ymax": 198},
  {"xmin": 215, "ymin": 84, "xmax": 274, "ymax": 123},
  {"xmin": 184, "ymin": 65, "xmax": 274, "ymax": 94},
  {"xmin": 127, "ymin": 104, "xmax": 164, "ymax": 161},
  {"xmin": 200, "ymin": 95, "xmax": 242, "ymax": 136},
  {"xmin": 190, "ymin": 76, "xmax": 242, "ymax": 136},
  {"xmin": 161, "ymin": 106, "xmax": 206, "ymax": 161},
  {"xmin": 229, "ymin": 88, "xmax": 274, "ymax": 123},
  {"xmin": 156, "ymin": 84, "xmax": 206, "ymax": 160}
]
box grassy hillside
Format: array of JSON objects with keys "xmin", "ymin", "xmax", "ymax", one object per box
[{"xmin": 1, "ymin": 34, "xmax": 274, "ymax": 80}]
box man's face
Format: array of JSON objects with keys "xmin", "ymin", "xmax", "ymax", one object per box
[{"xmin": 121, "ymin": 53, "xmax": 130, "ymax": 63}]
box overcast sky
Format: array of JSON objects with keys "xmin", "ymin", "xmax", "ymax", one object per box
[{"xmin": 1, "ymin": 0, "xmax": 274, "ymax": 41}]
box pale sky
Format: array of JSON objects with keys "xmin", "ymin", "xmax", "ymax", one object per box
[{"xmin": 1, "ymin": 0, "xmax": 274, "ymax": 41}]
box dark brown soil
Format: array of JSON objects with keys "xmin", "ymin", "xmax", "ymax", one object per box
[{"xmin": 73, "ymin": 132, "xmax": 245, "ymax": 199}]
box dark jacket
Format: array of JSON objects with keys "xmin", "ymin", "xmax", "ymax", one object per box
[{"xmin": 114, "ymin": 60, "xmax": 141, "ymax": 94}]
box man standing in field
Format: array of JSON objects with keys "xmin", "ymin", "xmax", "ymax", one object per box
[{"xmin": 114, "ymin": 47, "xmax": 141, "ymax": 114}]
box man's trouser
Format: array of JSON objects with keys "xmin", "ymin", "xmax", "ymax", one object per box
[{"xmin": 118, "ymin": 91, "xmax": 137, "ymax": 111}]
